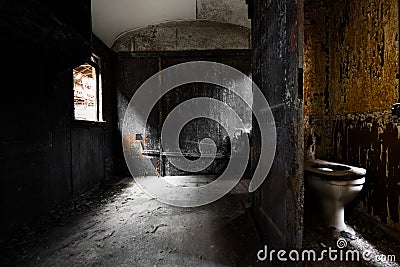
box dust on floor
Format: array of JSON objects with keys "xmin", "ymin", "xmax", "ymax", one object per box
[
  {"xmin": 0, "ymin": 177, "xmax": 266, "ymax": 267},
  {"xmin": 302, "ymin": 208, "xmax": 400, "ymax": 267}
]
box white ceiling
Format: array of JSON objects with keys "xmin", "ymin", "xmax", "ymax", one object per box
[{"xmin": 92, "ymin": 0, "xmax": 250, "ymax": 47}]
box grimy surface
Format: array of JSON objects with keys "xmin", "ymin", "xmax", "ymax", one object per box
[{"xmin": 0, "ymin": 177, "xmax": 266, "ymax": 267}]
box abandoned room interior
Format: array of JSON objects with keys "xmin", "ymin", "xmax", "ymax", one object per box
[{"xmin": 1, "ymin": 0, "xmax": 400, "ymax": 266}]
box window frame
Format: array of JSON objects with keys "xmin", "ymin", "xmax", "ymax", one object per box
[{"xmin": 72, "ymin": 54, "xmax": 104, "ymax": 124}]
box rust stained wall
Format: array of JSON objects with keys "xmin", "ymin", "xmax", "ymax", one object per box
[
  {"xmin": 304, "ymin": 0, "xmax": 400, "ymax": 231},
  {"xmin": 329, "ymin": 0, "xmax": 398, "ymax": 114},
  {"xmin": 304, "ymin": 0, "xmax": 329, "ymax": 118},
  {"xmin": 306, "ymin": 112, "xmax": 400, "ymax": 227},
  {"xmin": 331, "ymin": 112, "xmax": 400, "ymax": 227},
  {"xmin": 304, "ymin": 0, "xmax": 398, "ymax": 117}
]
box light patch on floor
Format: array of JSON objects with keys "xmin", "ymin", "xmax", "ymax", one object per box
[
  {"xmin": 303, "ymin": 211, "xmax": 400, "ymax": 267},
  {"xmin": 0, "ymin": 177, "xmax": 262, "ymax": 266}
]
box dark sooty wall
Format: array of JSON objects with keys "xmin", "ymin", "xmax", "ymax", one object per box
[
  {"xmin": 251, "ymin": 0, "xmax": 304, "ymax": 249},
  {"xmin": 116, "ymin": 51, "xmax": 252, "ymax": 177},
  {"xmin": 0, "ymin": 1, "xmax": 116, "ymax": 241}
]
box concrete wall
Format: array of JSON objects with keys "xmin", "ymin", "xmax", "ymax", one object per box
[
  {"xmin": 196, "ymin": 0, "xmax": 251, "ymax": 28},
  {"xmin": 0, "ymin": 1, "xmax": 116, "ymax": 241},
  {"xmin": 304, "ymin": 0, "xmax": 400, "ymax": 232},
  {"xmin": 92, "ymin": 0, "xmax": 251, "ymax": 47},
  {"xmin": 112, "ymin": 20, "xmax": 251, "ymax": 52}
]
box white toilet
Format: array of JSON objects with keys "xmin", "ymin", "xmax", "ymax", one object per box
[{"xmin": 304, "ymin": 159, "xmax": 366, "ymax": 233}]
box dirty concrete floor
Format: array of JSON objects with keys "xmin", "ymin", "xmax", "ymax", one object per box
[
  {"xmin": 0, "ymin": 176, "xmax": 266, "ymax": 267},
  {"xmin": 302, "ymin": 207, "xmax": 400, "ymax": 267},
  {"xmin": 3, "ymin": 177, "xmax": 399, "ymax": 267}
]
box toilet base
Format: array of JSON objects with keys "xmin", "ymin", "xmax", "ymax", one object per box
[{"xmin": 313, "ymin": 201, "xmax": 355, "ymax": 235}]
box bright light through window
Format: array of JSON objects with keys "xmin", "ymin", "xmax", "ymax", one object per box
[{"xmin": 73, "ymin": 57, "xmax": 102, "ymax": 121}]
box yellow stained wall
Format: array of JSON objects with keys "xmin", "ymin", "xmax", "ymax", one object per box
[
  {"xmin": 304, "ymin": 0, "xmax": 400, "ymax": 232},
  {"xmin": 304, "ymin": 0, "xmax": 398, "ymax": 117}
]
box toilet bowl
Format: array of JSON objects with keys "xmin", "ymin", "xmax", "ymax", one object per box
[{"xmin": 304, "ymin": 159, "xmax": 366, "ymax": 233}]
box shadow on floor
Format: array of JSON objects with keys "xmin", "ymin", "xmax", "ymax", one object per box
[{"xmin": 0, "ymin": 176, "xmax": 269, "ymax": 267}]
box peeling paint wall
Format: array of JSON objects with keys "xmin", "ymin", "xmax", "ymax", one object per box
[
  {"xmin": 112, "ymin": 21, "xmax": 251, "ymax": 52},
  {"xmin": 304, "ymin": 0, "xmax": 398, "ymax": 117},
  {"xmin": 332, "ymin": 112, "xmax": 400, "ymax": 226},
  {"xmin": 304, "ymin": 0, "xmax": 400, "ymax": 231}
]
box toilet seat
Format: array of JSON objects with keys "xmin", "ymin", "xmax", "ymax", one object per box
[
  {"xmin": 305, "ymin": 159, "xmax": 366, "ymax": 182},
  {"xmin": 307, "ymin": 175, "xmax": 365, "ymax": 186}
]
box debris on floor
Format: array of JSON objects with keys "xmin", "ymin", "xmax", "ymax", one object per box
[
  {"xmin": 303, "ymin": 209, "xmax": 400, "ymax": 267},
  {"xmin": 0, "ymin": 177, "xmax": 263, "ymax": 266}
]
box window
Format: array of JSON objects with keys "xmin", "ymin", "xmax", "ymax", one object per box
[{"xmin": 73, "ymin": 55, "xmax": 103, "ymax": 121}]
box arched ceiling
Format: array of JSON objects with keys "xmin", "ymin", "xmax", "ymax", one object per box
[{"xmin": 92, "ymin": 0, "xmax": 250, "ymax": 47}]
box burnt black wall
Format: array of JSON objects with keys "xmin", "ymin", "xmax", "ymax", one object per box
[
  {"xmin": 116, "ymin": 51, "xmax": 251, "ymax": 177},
  {"xmin": 0, "ymin": 1, "xmax": 116, "ymax": 241},
  {"xmin": 70, "ymin": 36, "xmax": 117, "ymax": 196},
  {"xmin": 251, "ymin": 0, "xmax": 304, "ymax": 249}
]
